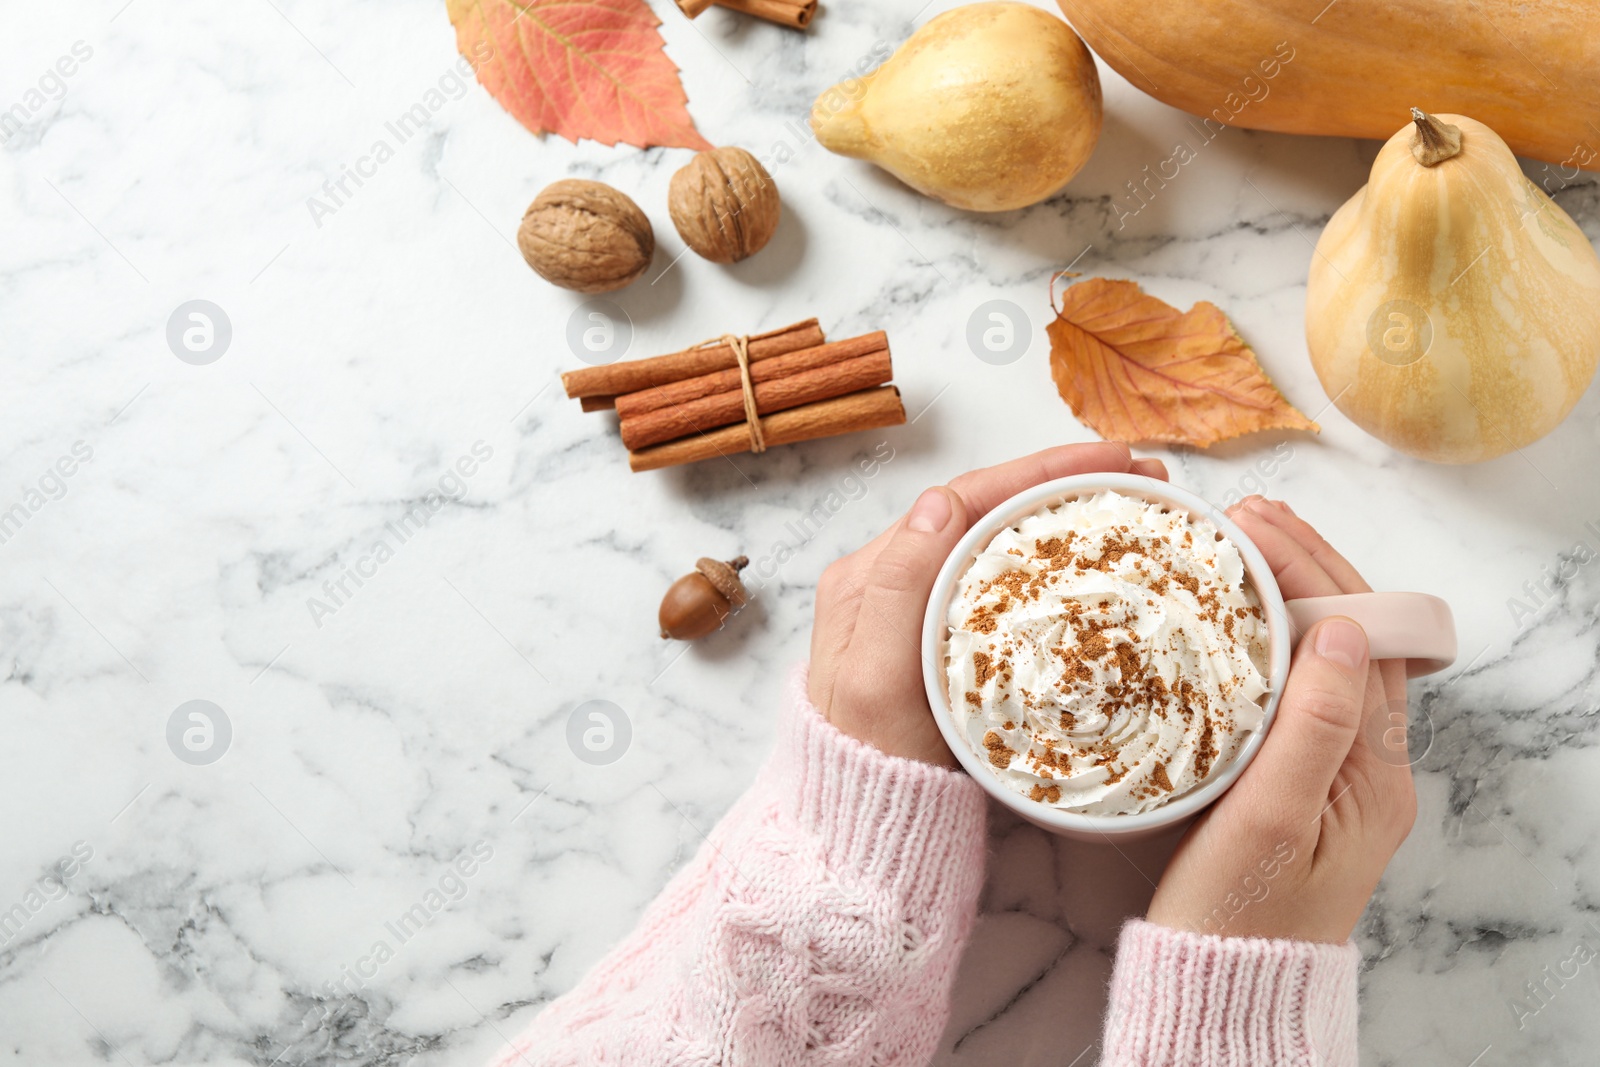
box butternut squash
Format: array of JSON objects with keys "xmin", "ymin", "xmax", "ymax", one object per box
[
  {"xmin": 1305, "ymin": 112, "xmax": 1600, "ymax": 464},
  {"xmin": 1054, "ymin": 0, "xmax": 1599, "ymax": 170}
]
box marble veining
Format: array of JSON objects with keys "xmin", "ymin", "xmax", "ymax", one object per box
[{"xmin": 3, "ymin": 0, "xmax": 1599, "ymax": 1064}]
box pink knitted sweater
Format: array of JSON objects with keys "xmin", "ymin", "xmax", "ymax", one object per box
[{"xmin": 495, "ymin": 668, "xmax": 1358, "ymax": 1066}]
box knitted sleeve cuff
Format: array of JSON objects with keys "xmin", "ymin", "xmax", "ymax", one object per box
[
  {"xmin": 771, "ymin": 664, "xmax": 989, "ymax": 911},
  {"xmin": 1102, "ymin": 919, "xmax": 1359, "ymax": 1067}
]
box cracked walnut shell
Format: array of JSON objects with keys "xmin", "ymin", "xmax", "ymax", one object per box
[
  {"xmin": 668, "ymin": 148, "xmax": 780, "ymax": 264},
  {"xmin": 518, "ymin": 179, "xmax": 654, "ymax": 293}
]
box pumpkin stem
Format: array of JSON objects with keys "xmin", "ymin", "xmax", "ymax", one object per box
[{"xmin": 1410, "ymin": 108, "xmax": 1463, "ymax": 166}]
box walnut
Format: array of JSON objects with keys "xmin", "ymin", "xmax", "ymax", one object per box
[
  {"xmin": 518, "ymin": 179, "xmax": 654, "ymax": 293},
  {"xmin": 667, "ymin": 147, "xmax": 781, "ymax": 264}
]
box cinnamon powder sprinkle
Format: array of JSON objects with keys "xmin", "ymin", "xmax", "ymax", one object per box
[
  {"xmin": 949, "ymin": 492, "xmax": 1268, "ymax": 815},
  {"xmin": 1036, "ymin": 536, "xmax": 1074, "ymax": 563},
  {"xmin": 1195, "ymin": 719, "xmax": 1217, "ymax": 781},
  {"xmin": 983, "ymin": 730, "xmax": 1014, "ymax": 769},
  {"xmin": 1057, "ymin": 652, "xmax": 1092, "ymax": 685},
  {"xmin": 967, "ymin": 604, "xmax": 1001, "ymax": 634},
  {"xmin": 1113, "ymin": 641, "xmax": 1142, "ymax": 682}
]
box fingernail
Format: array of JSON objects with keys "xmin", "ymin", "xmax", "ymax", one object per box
[
  {"xmin": 1131, "ymin": 458, "xmax": 1166, "ymax": 478},
  {"xmin": 1314, "ymin": 617, "xmax": 1369, "ymax": 674},
  {"xmin": 908, "ymin": 487, "xmax": 953, "ymax": 533}
]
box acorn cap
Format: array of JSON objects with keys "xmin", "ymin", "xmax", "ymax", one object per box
[{"xmin": 695, "ymin": 556, "xmax": 749, "ymax": 608}]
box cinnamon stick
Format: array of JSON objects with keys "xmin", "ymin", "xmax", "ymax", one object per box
[
  {"xmin": 614, "ymin": 332, "xmax": 888, "ymax": 419},
  {"xmin": 562, "ymin": 319, "xmax": 824, "ymax": 399},
  {"xmin": 620, "ymin": 350, "xmax": 892, "ymax": 450},
  {"xmin": 629, "ymin": 387, "xmax": 905, "ymax": 472},
  {"xmin": 581, "ymin": 395, "xmax": 616, "ymax": 412},
  {"xmin": 675, "ymin": 0, "xmax": 815, "ymax": 28}
]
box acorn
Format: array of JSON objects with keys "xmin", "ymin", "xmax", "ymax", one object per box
[{"xmin": 659, "ymin": 556, "xmax": 749, "ymax": 640}]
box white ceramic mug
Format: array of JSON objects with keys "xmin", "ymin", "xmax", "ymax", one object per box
[{"xmin": 920, "ymin": 474, "xmax": 1457, "ymax": 842}]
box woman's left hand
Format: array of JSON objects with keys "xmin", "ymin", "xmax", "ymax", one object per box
[{"xmin": 808, "ymin": 442, "xmax": 1169, "ymax": 767}]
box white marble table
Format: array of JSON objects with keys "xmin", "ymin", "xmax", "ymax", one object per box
[{"xmin": 3, "ymin": 1, "xmax": 1599, "ymax": 1064}]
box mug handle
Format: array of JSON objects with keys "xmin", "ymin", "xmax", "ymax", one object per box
[{"xmin": 1285, "ymin": 592, "xmax": 1457, "ymax": 678}]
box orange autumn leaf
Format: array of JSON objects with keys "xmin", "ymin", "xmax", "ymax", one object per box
[
  {"xmin": 1047, "ymin": 274, "xmax": 1318, "ymax": 448},
  {"xmin": 447, "ymin": 0, "xmax": 712, "ymax": 151}
]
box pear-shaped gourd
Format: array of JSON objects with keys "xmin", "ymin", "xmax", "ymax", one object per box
[
  {"xmin": 809, "ymin": 2, "xmax": 1102, "ymax": 213},
  {"xmin": 1305, "ymin": 110, "xmax": 1600, "ymax": 463}
]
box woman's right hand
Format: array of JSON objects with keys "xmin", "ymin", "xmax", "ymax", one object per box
[{"xmin": 1145, "ymin": 497, "xmax": 1417, "ymax": 944}]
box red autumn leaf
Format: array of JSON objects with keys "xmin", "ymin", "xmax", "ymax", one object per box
[
  {"xmin": 1047, "ymin": 273, "xmax": 1317, "ymax": 448},
  {"xmin": 447, "ymin": 0, "xmax": 712, "ymax": 151}
]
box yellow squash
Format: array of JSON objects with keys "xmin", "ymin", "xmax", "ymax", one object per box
[
  {"xmin": 810, "ymin": 2, "xmax": 1102, "ymax": 213},
  {"xmin": 1306, "ymin": 112, "xmax": 1600, "ymax": 464}
]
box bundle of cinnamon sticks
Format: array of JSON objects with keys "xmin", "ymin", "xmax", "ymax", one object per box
[
  {"xmin": 561, "ymin": 319, "xmax": 906, "ymax": 472},
  {"xmin": 674, "ymin": 0, "xmax": 815, "ymax": 30}
]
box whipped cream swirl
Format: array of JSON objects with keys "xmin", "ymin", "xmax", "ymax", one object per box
[{"xmin": 944, "ymin": 490, "xmax": 1270, "ymax": 816}]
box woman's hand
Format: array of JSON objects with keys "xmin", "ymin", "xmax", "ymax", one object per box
[
  {"xmin": 808, "ymin": 442, "xmax": 1167, "ymax": 767},
  {"xmin": 1146, "ymin": 497, "xmax": 1417, "ymax": 943}
]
